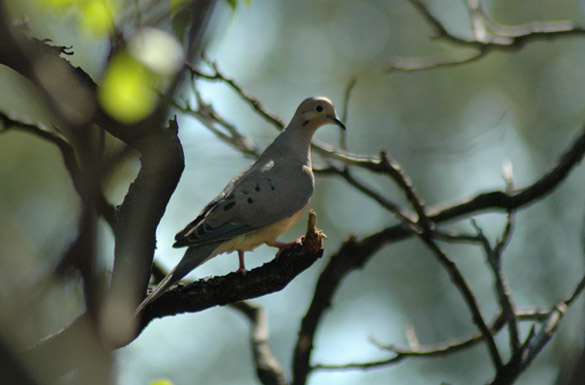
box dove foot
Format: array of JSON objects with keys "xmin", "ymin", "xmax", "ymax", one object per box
[
  {"xmin": 269, "ymin": 237, "xmax": 304, "ymax": 257},
  {"xmin": 236, "ymin": 250, "xmax": 248, "ymax": 274}
]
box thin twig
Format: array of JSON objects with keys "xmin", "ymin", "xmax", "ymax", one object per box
[
  {"xmin": 490, "ymin": 273, "xmax": 585, "ymax": 384},
  {"xmin": 340, "ymin": 78, "xmax": 356, "ymax": 152},
  {"xmin": 419, "ymin": 235, "xmax": 503, "ymax": 370},
  {"xmin": 378, "ymin": 151, "xmax": 431, "ymax": 228},
  {"xmin": 431, "ymin": 125, "xmax": 585, "ymax": 221},
  {"xmin": 388, "ymin": 0, "xmax": 585, "ymax": 72},
  {"xmin": 406, "ymin": 0, "xmax": 479, "ymax": 47},
  {"xmin": 332, "ymin": 166, "xmax": 417, "ymax": 225},
  {"xmin": 387, "ymin": 50, "xmax": 488, "ymax": 72},
  {"xmin": 171, "ymin": 91, "xmax": 259, "ymax": 158},
  {"xmin": 187, "ymin": 58, "xmax": 285, "ymax": 129},
  {"xmin": 471, "ymin": 218, "xmax": 520, "ymax": 354}
]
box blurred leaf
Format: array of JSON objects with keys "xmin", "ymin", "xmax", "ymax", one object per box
[
  {"xmin": 225, "ymin": 0, "xmax": 237, "ymax": 11},
  {"xmin": 79, "ymin": 0, "xmax": 116, "ymax": 36},
  {"xmin": 150, "ymin": 380, "xmax": 174, "ymax": 385},
  {"xmin": 98, "ymin": 52, "xmax": 157, "ymax": 124},
  {"xmin": 169, "ymin": 0, "xmax": 192, "ymax": 41},
  {"xmin": 129, "ymin": 28, "xmax": 185, "ymax": 75},
  {"xmin": 171, "ymin": 8, "xmax": 191, "ymax": 43},
  {"xmin": 169, "ymin": 0, "xmax": 190, "ymax": 14},
  {"xmin": 223, "ymin": 0, "xmax": 251, "ymax": 12}
]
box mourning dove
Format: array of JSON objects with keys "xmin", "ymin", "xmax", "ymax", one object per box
[{"xmin": 136, "ymin": 96, "xmax": 345, "ymax": 312}]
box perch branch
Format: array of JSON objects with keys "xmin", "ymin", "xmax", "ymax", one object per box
[{"xmin": 138, "ymin": 210, "xmax": 326, "ymax": 333}]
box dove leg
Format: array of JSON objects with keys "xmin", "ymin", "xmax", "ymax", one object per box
[
  {"xmin": 268, "ymin": 236, "xmax": 304, "ymax": 257},
  {"xmin": 236, "ymin": 250, "xmax": 248, "ymax": 273}
]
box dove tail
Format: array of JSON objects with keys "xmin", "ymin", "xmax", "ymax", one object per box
[{"xmin": 136, "ymin": 242, "xmax": 220, "ymax": 314}]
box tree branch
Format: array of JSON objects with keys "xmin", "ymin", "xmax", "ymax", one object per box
[
  {"xmin": 490, "ymin": 272, "xmax": 585, "ymax": 384},
  {"xmin": 230, "ymin": 301, "xmax": 289, "ymax": 385},
  {"xmin": 138, "ymin": 210, "xmax": 326, "ymax": 333},
  {"xmin": 388, "ymin": 0, "xmax": 585, "ymax": 72},
  {"xmin": 0, "ymin": 112, "xmax": 116, "ymax": 227},
  {"xmin": 430, "ymin": 125, "xmax": 585, "ymax": 222},
  {"xmin": 291, "ymin": 124, "xmax": 585, "ymax": 384},
  {"xmin": 419, "ymin": 235, "xmax": 503, "ymax": 370},
  {"xmin": 187, "ymin": 57, "xmax": 285, "ymax": 130},
  {"xmin": 472, "ymin": 216, "xmax": 520, "ymax": 354}
]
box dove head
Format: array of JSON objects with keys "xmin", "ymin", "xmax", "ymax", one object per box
[{"xmin": 292, "ymin": 96, "xmax": 345, "ymax": 132}]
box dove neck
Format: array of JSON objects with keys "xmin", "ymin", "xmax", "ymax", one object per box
[{"xmin": 278, "ymin": 124, "xmax": 316, "ymax": 165}]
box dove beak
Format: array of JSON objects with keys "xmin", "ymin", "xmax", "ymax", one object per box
[{"xmin": 328, "ymin": 115, "xmax": 346, "ymax": 130}]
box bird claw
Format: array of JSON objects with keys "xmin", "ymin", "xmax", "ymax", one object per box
[{"xmin": 270, "ymin": 237, "xmax": 304, "ymax": 257}]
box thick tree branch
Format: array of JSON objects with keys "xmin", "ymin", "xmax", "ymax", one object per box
[
  {"xmin": 292, "ymin": 231, "xmax": 390, "ymax": 385},
  {"xmin": 32, "ymin": 219, "xmax": 325, "ymax": 373},
  {"xmin": 138, "ymin": 210, "xmax": 326, "ymax": 333}
]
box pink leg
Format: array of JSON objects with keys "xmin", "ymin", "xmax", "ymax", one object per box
[
  {"xmin": 268, "ymin": 236, "xmax": 303, "ymax": 257},
  {"xmin": 236, "ymin": 250, "xmax": 248, "ymax": 273}
]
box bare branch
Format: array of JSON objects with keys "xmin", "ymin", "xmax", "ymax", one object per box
[
  {"xmin": 187, "ymin": 57, "xmax": 285, "ymax": 129},
  {"xmin": 419, "ymin": 235, "xmax": 503, "ymax": 370},
  {"xmin": 171, "ymin": 88, "xmax": 259, "ymax": 158},
  {"xmin": 339, "ymin": 78, "xmax": 356, "ymax": 152},
  {"xmin": 490, "ymin": 273, "xmax": 585, "ymax": 384},
  {"xmin": 231, "ymin": 301, "xmax": 289, "ymax": 385},
  {"xmin": 313, "ymin": 302, "xmax": 573, "ymax": 373},
  {"xmin": 388, "ymin": 0, "xmax": 585, "ymax": 72},
  {"xmin": 430, "ymin": 125, "xmax": 585, "ymax": 221},
  {"xmin": 292, "ymin": 122, "xmax": 585, "ymax": 384},
  {"xmin": 406, "ymin": 0, "xmax": 479, "ymax": 47},
  {"xmin": 332, "ymin": 166, "xmax": 417, "ymax": 225},
  {"xmin": 315, "ymin": 147, "xmax": 430, "ymax": 226},
  {"xmin": 0, "ymin": 112, "xmax": 116, "ymax": 227},
  {"xmin": 387, "ymin": 48, "xmax": 487, "ymax": 72},
  {"xmin": 472, "ymin": 218, "xmax": 520, "ymax": 354}
]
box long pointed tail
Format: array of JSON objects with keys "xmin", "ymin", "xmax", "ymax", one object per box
[{"xmin": 136, "ymin": 242, "xmax": 220, "ymax": 314}]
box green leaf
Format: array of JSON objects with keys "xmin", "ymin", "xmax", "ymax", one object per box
[{"xmin": 98, "ymin": 52, "xmax": 157, "ymax": 124}]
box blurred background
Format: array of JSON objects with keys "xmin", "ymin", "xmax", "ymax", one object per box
[{"xmin": 1, "ymin": 0, "xmax": 585, "ymax": 384}]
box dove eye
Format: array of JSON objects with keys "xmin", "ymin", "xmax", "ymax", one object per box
[{"xmin": 314, "ymin": 104, "xmax": 324, "ymax": 113}]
